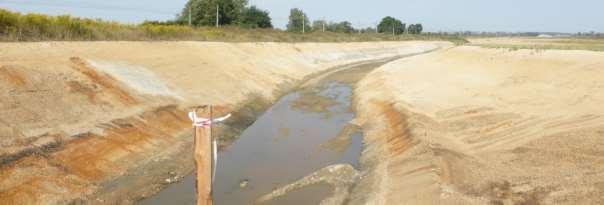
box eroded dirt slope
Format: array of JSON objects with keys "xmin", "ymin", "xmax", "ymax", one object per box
[
  {"xmin": 351, "ymin": 46, "xmax": 604, "ymax": 204},
  {"xmin": 0, "ymin": 41, "xmax": 446, "ymax": 204}
]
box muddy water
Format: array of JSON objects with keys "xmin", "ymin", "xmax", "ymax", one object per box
[{"xmin": 139, "ymin": 61, "xmax": 388, "ymax": 205}]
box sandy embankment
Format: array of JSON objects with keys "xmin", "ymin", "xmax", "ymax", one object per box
[
  {"xmin": 0, "ymin": 41, "xmax": 446, "ymax": 204},
  {"xmin": 351, "ymin": 46, "xmax": 604, "ymax": 204}
]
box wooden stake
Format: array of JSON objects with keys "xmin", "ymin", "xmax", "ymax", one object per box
[{"xmin": 194, "ymin": 106, "xmax": 213, "ymax": 205}]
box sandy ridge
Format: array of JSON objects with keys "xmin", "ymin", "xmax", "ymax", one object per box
[{"xmin": 351, "ymin": 46, "xmax": 604, "ymax": 204}]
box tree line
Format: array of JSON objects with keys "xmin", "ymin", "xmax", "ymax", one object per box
[
  {"xmin": 150, "ymin": 0, "xmax": 423, "ymax": 35},
  {"xmin": 144, "ymin": 0, "xmax": 272, "ymax": 29},
  {"xmin": 286, "ymin": 9, "xmax": 423, "ymax": 34}
]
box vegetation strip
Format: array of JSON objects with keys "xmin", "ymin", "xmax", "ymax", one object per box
[{"xmin": 0, "ymin": 8, "xmax": 466, "ymax": 43}]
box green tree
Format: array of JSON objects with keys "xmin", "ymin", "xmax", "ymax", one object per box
[
  {"xmin": 377, "ymin": 16, "xmax": 405, "ymax": 35},
  {"xmin": 332, "ymin": 21, "xmax": 354, "ymax": 33},
  {"xmin": 416, "ymin": 24, "xmax": 423, "ymax": 34},
  {"xmin": 286, "ymin": 8, "xmax": 310, "ymax": 33},
  {"xmin": 408, "ymin": 24, "xmax": 415, "ymax": 34},
  {"xmin": 359, "ymin": 27, "xmax": 377, "ymax": 33},
  {"xmin": 408, "ymin": 24, "xmax": 423, "ymax": 34},
  {"xmin": 179, "ymin": 0, "xmax": 248, "ymax": 26},
  {"xmin": 312, "ymin": 20, "xmax": 327, "ymax": 32},
  {"xmin": 240, "ymin": 6, "xmax": 272, "ymax": 28}
]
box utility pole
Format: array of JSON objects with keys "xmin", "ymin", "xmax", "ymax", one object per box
[
  {"xmin": 302, "ymin": 16, "xmax": 305, "ymax": 34},
  {"xmin": 375, "ymin": 22, "xmax": 378, "ymax": 33},
  {"xmin": 322, "ymin": 17, "xmax": 325, "ymax": 33},
  {"xmin": 392, "ymin": 24, "xmax": 395, "ymax": 36},
  {"xmin": 188, "ymin": 6, "xmax": 192, "ymax": 26},
  {"xmin": 322, "ymin": 18, "xmax": 325, "ymax": 32},
  {"xmin": 215, "ymin": 4, "xmax": 219, "ymax": 27}
]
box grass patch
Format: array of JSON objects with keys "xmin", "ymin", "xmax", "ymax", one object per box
[{"xmin": 0, "ymin": 9, "xmax": 466, "ymax": 43}]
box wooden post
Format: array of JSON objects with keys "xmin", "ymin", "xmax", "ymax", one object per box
[{"xmin": 194, "ymin": 106, "xmax": 213, "ymax": 205}]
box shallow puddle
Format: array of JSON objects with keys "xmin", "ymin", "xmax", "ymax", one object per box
[{"xmin": 214, "ymin": 81, "xmax": 360, "ymax": 205}]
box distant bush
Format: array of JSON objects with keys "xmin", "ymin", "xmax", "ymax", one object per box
[
  {"xmin": 239, "ymin": 6, "xmax": 272, "ymax": 28},
  {"xmin": 0, "ymin": 9, "xmax": 467, "ymax": 44}
]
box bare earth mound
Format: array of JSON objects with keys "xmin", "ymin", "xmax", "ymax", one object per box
[{"xmin": 352, "ymin": 46, "xmax": 604, "ymax": 204}]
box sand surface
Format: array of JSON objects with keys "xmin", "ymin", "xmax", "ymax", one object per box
[{"xmin": 352, "ymin": 46, "xmax": 604, "ymax": 204}]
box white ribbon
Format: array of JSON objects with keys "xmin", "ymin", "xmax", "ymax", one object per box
[
  {"xmin": 212, "ymin": 140, "xmax": 218, "ymax": 182},
  {"xmin": 188, "ymin": 111, "xmax": 231, "ymax": 127},
  {"xmin": 188, "ymin": 110, "xmax": 231, "ymax": 183}
]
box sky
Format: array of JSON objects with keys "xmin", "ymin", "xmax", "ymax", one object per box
[{"xmin": 1, "ymin": 0, "xmax": 603, "ymax": 33}]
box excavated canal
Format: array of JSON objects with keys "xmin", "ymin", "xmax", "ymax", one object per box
[{"xmin": 139, "ymin": 60, "xmax": 392, "ymax": 205}]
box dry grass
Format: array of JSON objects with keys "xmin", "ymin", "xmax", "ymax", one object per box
[
  {"xmin": 0, "ymin": 9, "xmax": 466, "ymax": 43},
  {"xmin": 470, "ymin": 37, "xmax": 604, "ymax": 51}
]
